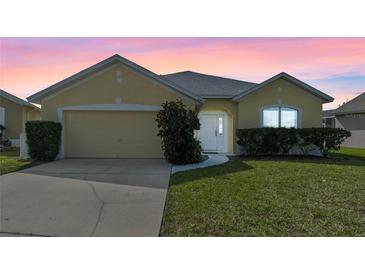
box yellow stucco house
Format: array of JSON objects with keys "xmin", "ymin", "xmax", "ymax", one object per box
[
  {"xmin": 0, "ymin": 89, "xmax": 41, "ymax": 147},
  {"xmin": 27, "ymin": 54, "xmax": 333, "ymax": 158}
]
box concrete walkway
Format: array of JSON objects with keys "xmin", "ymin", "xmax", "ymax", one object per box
[
  {"xmin": 171, "ymin": 154, "xmax": 229, "ymax": 174},
  {"xmin": 0, "ymin": 159, "xmax": 171, "ymax": 237}
]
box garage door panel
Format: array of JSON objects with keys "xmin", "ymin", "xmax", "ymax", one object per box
[{"xmin": 65, "ymin": 111, "xmax": 163, "ymax": 158}]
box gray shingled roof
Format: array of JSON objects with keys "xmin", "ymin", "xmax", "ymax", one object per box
[
  {"xmin": 333, "ymin": 92, "xmax": 365, "ymax": 114},
  {"xmin": 163, "ymin": 71, "xmax": 257, "ymax": 98}
]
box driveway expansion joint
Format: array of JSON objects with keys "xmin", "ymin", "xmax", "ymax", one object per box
[{"xmin": 84, "ymin": 181, "xmax": 105, "ymax": 236}]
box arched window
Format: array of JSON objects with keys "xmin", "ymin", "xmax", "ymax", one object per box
[{"xmin": 262, "ymin": 106, "xmax": 298, "ymax": 128}]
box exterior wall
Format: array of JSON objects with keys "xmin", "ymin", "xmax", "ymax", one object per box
[
  {"xmin": 341, "ymin": 130, "xmax": 365, "ymax": 148},
  {"xmin": 335, "ymin": 113, "xmax": 365, "ymax": 130},
  {"xmin": 237, "ymin": 78, "xmax": 325, "ymax": 129},
  {"xmin": 41, "ymin": 63, "xmax": 196, "ymax": 121},
  {"xmin": 27, "ymin": 108, "xmax": 42, "ymax": 121},
  {"xmin": 0, "ymin": 96, "xmax": 23, "ymax": 139},
  {"xmin": 199, "ymin": 99, "xmax": 238, "ymax": 154},
  {"xmin": 334, "ymin": 114, "xmax": 365, "ymax": 148}
]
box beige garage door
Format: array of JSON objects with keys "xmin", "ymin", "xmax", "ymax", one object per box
[{"xmin": 64, "ymin": 111, "xmax": 163, "ymax": 158}]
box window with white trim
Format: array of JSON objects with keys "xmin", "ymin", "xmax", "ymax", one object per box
[{"xmin": 262, "ymin": 106, "xmax": 298, "ymax": 128}]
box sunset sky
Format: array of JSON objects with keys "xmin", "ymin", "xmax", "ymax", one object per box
[{"xmin": 1, "ymin": 37, "xmax": 364, "ymax": 109}]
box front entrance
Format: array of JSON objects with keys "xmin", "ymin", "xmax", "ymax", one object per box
[{"xmin": 199, "ymin": 112, "xmax": 226, "ymax": 152}]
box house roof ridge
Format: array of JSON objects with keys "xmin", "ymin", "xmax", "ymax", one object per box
[{"xmin": 164, "ymin": 70, "xmax": 257, "ymax": 85}]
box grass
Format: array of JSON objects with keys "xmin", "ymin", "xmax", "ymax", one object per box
[
  {"xmin": 161, "ymin": 147, "xmax": 365, "ymax": 236},
  {"xmin": 329, "ymin": 147, "xmax": 365, "ymax": 161},
  {"xmin": 0, "ymin": 150, "xmax": 37, "ymax": 175}
]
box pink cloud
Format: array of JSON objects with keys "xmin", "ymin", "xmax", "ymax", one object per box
[{"xmin": 1, "ymin": 38, "xmax": 364, "ymax": 107}]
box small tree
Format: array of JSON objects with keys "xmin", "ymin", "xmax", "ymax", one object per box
[{"xmin": 156, "ymin": 100, "xmax": 202, "ymax": 164}]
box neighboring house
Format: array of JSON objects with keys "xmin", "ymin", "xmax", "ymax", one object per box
[
  {"xmin": 27, "ymin": 54, "xmax": 333, "ymax": 159},
  {"xmin": 323, "ymin": 92, "xmax": 365, "ymax": 148},
  {"xmin": 322, "ymin": 109, "xmax": 336, "ymax": 128},
  {"xmin": 0, "ymin": 89, "xmax": 41, "ymax": 147}
]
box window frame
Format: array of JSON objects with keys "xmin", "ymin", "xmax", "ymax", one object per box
[{"xmin": 261, "ymin": 105, "xmax": 300, "ymax": 128}]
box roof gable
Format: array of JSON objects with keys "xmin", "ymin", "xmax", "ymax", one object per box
[
  {"xmin": 1, "ymin": 89, "xmax": 39, "ymax": 109},
  {"xmin": 232, "ymin": 72, "xmax": 334, "ymax": 102},
  {"xmin": 333, "ymin": 92, "xmax": 365, "ymax": 114},
  {"xmin": 27, "ymin": 54, "xmax": 204, "ymax": 104},
  {"xmin": 163, "ymin": 71, "xmax": 256, "ymax": 98}
]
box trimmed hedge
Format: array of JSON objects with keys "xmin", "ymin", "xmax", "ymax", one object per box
[
  {"xmin": 156, "ymin": 100, "xmax": 202, "ymax": 164},
  {"xmin": 297, "ymin": 128, "xmax": 351, "ymax": 156},
  {"xmin": 237, "ymin": 127, "xmax": 351, "ymax": 156},
  {"xmin": 26, "ymin": 121, "xmax": 62, "ymax": 161}
]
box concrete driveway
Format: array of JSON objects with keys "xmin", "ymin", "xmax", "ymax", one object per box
[{"xmin": 0, "ymin": 159, "xmax": 171, "ymax": 236}]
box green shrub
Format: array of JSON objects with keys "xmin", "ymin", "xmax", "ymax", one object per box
[
  {"xmin": 26, "ymin": 121, "xmax": 62, "ymax": 161},
  {"xmin": 277, "ymin": 127, "xmax": 298, "ymax": 154},
  {"xmin": 236, "ymin": 128, "xmax": 263, "ymax": 156},
  {"xmin": 297, "ymin": 128, "xmax": 351, "ymax": 156},
  {"xmin": 237, "ymin": 128, "xmax": 297, "ymax": 156},
  {"xmin": 156, "ymin": 100, "xmax": 202, "ymax": 164},
  {"xmin": 237, "ymin": 127, "xmax": 351, "ymax": 156}
]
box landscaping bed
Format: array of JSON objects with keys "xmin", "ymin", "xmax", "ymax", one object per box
[{"xmin": 161, "ymin": 148, "xmax": 365, "ymax": 236}]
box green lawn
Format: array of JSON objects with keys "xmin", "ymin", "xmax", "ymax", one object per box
[
  {"xmin": 0, "ymin": 150, "xmax": 36, "ymax": 175},
  {"xmin": 330, "ymin": 147, "xmax": 365, "ymax": 161},
  {"xmin": 161, "ymin": 148, "xmax": 365, "ymax": 236}
]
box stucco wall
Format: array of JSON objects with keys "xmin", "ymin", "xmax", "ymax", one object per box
[
  {"xmin": 27, "ymin": 108, "xmax": 42, "ymax": 121},
  {"xmin": 237, "ymin": 78, "xmax": 325, "ymax": 129},
  {"xmin": 41, "ymin": 63, "xmax": 196, "ymax": 121},
  {"xmin": 0, "ymin": 96, "xmax": 23, "ymax": 139}
]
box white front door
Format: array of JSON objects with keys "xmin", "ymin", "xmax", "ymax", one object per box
[{"xmin": 199, "ymin": 113, "xmax": 225, "ymax": 152}]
